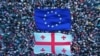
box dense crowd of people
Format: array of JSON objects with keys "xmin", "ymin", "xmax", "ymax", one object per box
[{"xmin": 0, "ymin": 0, "xmax": 100, "ymax": 56}]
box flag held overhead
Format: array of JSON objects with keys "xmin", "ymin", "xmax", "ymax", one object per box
[
  {"xmin": 34, "ymin": 33, "xmax": 72, "ymax": 55},
  {"xmin": 34, "ymin": 8, "xmax": 71, "ymax": 31}
]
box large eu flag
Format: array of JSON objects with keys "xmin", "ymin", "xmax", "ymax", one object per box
[{"xmin": 34, "ymin": 8, "xmax": 71, "ymax": 31}]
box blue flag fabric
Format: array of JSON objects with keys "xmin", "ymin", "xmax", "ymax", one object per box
[{"xmin": 34, "ymin": 8, "xmax": 71, "ymax": 31}]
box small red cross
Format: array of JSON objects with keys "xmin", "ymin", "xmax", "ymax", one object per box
[
  {"xmin": 61, "ymin": 36, "xmax": 66, "ymax": 40},
  {"xmin": 41, "ymin": 35, "xmax": 45, "ymax": 40},
  {"xmin": 62, "ymin": 48, "xmax": 66, "ymax": 53},
  {"xmin": 41, "ymin": 48, "xmax": 45, "ymax": 52}
]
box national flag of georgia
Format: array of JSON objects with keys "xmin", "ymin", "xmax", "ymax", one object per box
[{"xmin": 34, "ymin": 33, "xmax": 73, "ymax": 55}]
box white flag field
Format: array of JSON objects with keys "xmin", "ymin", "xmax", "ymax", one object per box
[{"xmin": 33, "ymin": 33, "xmax": 73, "ymax": 55}]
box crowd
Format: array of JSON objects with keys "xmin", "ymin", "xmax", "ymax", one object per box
[{"xmin": 0, "ymin": 0, "xmax": 100, "ymax": 56}]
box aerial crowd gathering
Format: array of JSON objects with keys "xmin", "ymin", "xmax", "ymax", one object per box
[{"xmin": 0, "ymin": 0, "xmax": 100, "ymax": 56}]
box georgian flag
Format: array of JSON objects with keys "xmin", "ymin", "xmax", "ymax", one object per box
[{"xmin": 34, "ymin": 33, "xmax": 73, "ymax": 55}]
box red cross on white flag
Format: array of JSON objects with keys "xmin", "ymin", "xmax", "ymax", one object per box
[{"xmin": 34, "ymin": 33, "xmax": 73, "ymax": 55}]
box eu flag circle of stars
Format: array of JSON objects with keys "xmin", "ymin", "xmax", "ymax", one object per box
[{"xmin": 43, "ymin": 10, "xmax": 63, "ymax": 28}]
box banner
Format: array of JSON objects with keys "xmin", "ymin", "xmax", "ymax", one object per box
[
  {"xmin": 34, "ymin": 8, "xmax": 71, "ymax": 31},
  {"xmin": 34, "ymin": 33, "xmax": 73, "ymax": 55}
]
